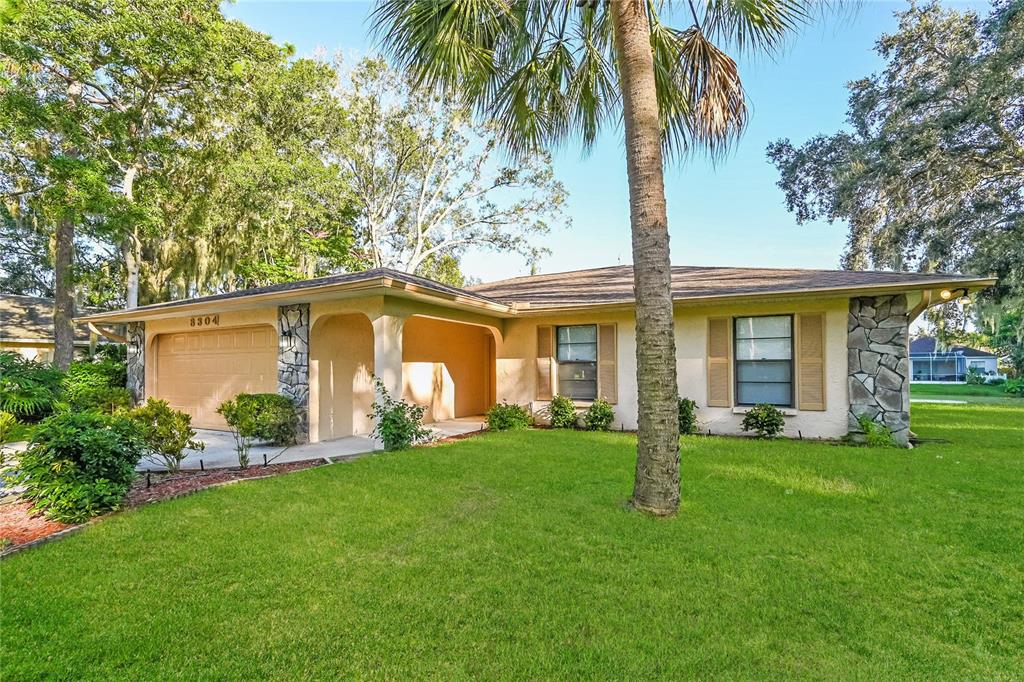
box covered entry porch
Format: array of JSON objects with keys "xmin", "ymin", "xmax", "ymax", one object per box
[{"xmin": 308, "ymin": 300, "xmax": 500, "ymax": 443}]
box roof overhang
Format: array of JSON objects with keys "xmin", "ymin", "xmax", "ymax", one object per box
[
  {"xmin": 74, "ymin": 273, "xmax": 998, "ymax": 324},
  {"xmin": 76, "ymin": 274, "xmax": 516, "ymax": 325},
  {"xmin": 508, "ymin": 276, "xmax": 999, "ymax": 316}
]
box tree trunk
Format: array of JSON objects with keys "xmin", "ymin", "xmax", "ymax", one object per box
[
  {"xmin": 611, "ymin": 0, "xmax": 680, "ymax": 515},
  {"xmin": 122, "ymin": 166, "xmax": 141, "ymax": 308},
  {"xmin": 53, "ymin": 217, "xmax": 76, "ymax": 370},
  {"xmin": 124, "ymin": 233, "xmax": 141, "ymax": 309}
]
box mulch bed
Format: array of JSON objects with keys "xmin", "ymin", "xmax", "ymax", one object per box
[
  {"xmin": 2, "ymin": 430, "xmax": 490, "ymax": 554},
  {"xmin": 126, "ymin": 460, "xmax": 323, "ymax": 506},
  {"xmin": 0, "ymin": 501, "xmax": 72, "ymax": 548},
  {"xmin": 1, "ymin": 459, "xmax": 325, "ymax": 553}
]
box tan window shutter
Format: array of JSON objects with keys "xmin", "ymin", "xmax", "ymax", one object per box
[
  {"xmin": 797, "ymin": 313, "xmax": 826, "ymax": 411},
  {"xmin": 597, "ymin": 323, "xmax": 617, "ymax": 403},
  {"xmin": 536, "ymin": 325, "xmax": 554, "ymax": 400},
  {"xmin": 707, "ymin": 317, "xmax": 731, "ymax": 407}
]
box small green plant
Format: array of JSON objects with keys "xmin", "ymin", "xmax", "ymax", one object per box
[
  {"xmin": 67, "ymin": 385, "xmax": 134, "ymax": 414},
  {"xmin": 8, "ymin": 411, "xmax": 144, "ymax": 523},
  {"xmin": 583, "ymin": 398, "xmax": 614, "ymax": 431},
  {"xmin": 369, "ymin": 376, "xmax": 430, "ymax": 450},
  {"xmin": 217, "ymin": 394, "xmax": 299, "ymax": 468},
  {"xmin": 62, "ymin": 358, "xmax": 128, "ymax": 403},
  {"xmin": 0, "ymin": 537, "xmax": 11, "ymax": 551},
  {"xmin": 965, "ymin": 367, "xmax": 986, "ymax": 385},
  {"xmin": 0, "ymin": 351, "xmax": 63, "ymax": 421},
  {"xmin": 131, "ymin": 399, "xmax": 204, "ymax": 472},
  {"xmin": 486, "ymin": 401, "xmax": 532, "ymax": 431},
  {"xmin": 740, "ymin": 403, "xmax": 786, "ymax": 438},
  {"xmin": 0, "ymin": 410, "xmax": 16, "ymax": 467},
  {"xmin": 547, "ymin": 395, "xmax": 578, "ymax": 429},
  {"xmin": 1004, "ymin": 378, "xmax": 1024, "ymax": 396},
  {"xmin": 855, "ymin": 414, "xmax": 897, "ymax": 447},
  {"xmin": 678, "ymin": 397, "xmax": 698, "ymax": 435}
]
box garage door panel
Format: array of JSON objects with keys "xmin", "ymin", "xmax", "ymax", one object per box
[{"xmin": 155, "ymin": 325, "xmax": 277, "ymax": 430}]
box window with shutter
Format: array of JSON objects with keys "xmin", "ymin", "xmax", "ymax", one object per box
[
  {"xmin": 797, "ymin": 313, "xmax": 826, "ymax": 411},
  {"xmin": 536, "ymin": 325, "xmax": 554, "ymax": 400},
  {"xmin": 707, "ymin": 317, "xmax": 732, "ymax": 407},
  {"xmin": 597, "ymin": 324, "xmax": 617, "ymax": 403}
]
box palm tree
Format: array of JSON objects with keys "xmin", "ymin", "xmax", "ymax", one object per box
[{"xmin": 373, "ymin": 0, "xmax": 814, "ymax": 515}]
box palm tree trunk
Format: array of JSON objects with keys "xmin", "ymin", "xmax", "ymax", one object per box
[
  {"xmin": 611, "ymin": 0, "xmax": 680, "ymax": 515},
  {"xmin": 53, "ymin": 217, "xmax": 76, "ymax": 370}
]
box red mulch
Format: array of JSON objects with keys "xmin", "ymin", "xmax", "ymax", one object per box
[
  {"xmin": 1, "ymin": 460, "xmax": 324, "ymax": 551},
  {"xmin": 0, "ymin": 501, "xmax": 72, "ymax": 547},
  {"xmin": 126, "ymin": 459, "xmax": 323, "ymax": 505}
]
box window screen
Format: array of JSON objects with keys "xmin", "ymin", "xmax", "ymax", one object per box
[
  {"xmin": 556, "ymin": 325, "xmax": 597, "ymax": 400},
  {"xmin": 735, "ymin": 316, "xmax": 793, "ymax": 406}
]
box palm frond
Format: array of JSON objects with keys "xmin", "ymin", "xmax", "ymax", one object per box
[{"xmin": 700, "ymin": 0, "xmax": 814, "ymax": 53}]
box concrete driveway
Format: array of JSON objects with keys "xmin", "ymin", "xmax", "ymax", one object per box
[{"xmin": 137, "ymin": 416, "xmax": 487, "ymax": 472}]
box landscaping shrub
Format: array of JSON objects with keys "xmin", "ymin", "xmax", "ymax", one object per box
[
  {"xmin": 67, "ymin": 385, "xmax": 134, "ymax": 414},
  {"xmin": 369, "ymin": 376, "xmax": 430, "ymax": 450},
  {"xmin": 62, "ymin": 358, "xmax": 128, "ymax": 404},
  {"xmin": 217, "ymin": 393, "xmax": 300, "ymax": 468},
  {"xmin": 740, "ymin": 403, "xmax": 786, "ymax": 438},
  {"xmin": 855, "ymin": 414, "xmax": 897, "ymax": 447},
  {"xmin": 547, "ymin": 395, "xmax": 578, "ymax": 429},
  {"xmin": 0, "ymin": 351, "xmax": 63, "ymax": 421},
  {"xmin": 583, "ymin": 398, "xmax": 615, "ymax": 431},
  {"xmin": 131, "ymin": 399, "xmax": 203, "ymax": 472},
  {"xmin": 0, "ymin": 410, "xmax": 16, "ymax": 466},
  {"xmin": 678, "ymin": 397, "xmax": 698, "ymax": 435},
  {"xmin": 486, "ymin": 401, "xmax": 532, "ymax": 431},
  {"xmin": 965, "ymin": 367, "xmax": 986, "ymax": 385},
  {"xmin": 987, "ymin": 377, "xmax": 1006, "ymax": 386},
  {"xmin": 1004, "ymin": 378, "xmax": 1024, "ymax": 396},
  {"xmin": 9, "ymin": 411, "xmax": 143, "ymax": 522}
]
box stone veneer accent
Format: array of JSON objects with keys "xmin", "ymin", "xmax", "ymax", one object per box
[
  {"xmin": 278, "ymin": 303, "xmax": 310, "ymax": 442},
  {"xmin": 126, "ymin": 321, "xmax": 145, "ymax": 405},
  {"xmin": 847, "ymin": 295, "xmax": 911, "ymax": 446}
]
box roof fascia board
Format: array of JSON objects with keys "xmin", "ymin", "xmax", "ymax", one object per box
[
  {"xmin": 510, "ymin": 277, "xmax": 997, "ymax": 316},
  {"xmin": 77, "ymin": 277, "xmax": 513, "ymax": 324}
]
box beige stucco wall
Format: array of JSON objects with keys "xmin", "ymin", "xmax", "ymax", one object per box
[
  {"xmin": 675, "ymin": 297, "xmax": 850, "ymax": 439},
  {"xmin": 1, "ymin": 341, "xmax": 56, "ymax": 362},
  {"xmin": 309, "ymin": 313, "xmax": 375, "ymax": 441},
  {"xmin": 402, "ymin": 316, "xmax": 493, "ymax": 422},
  {"xmin": 495, "ymin": 297, "xmax": 851, "ymax": 439},
  {"xmin": 136, "ymin": 290, "xmax": 853, "ymax": 441},
  {"xmin": 496, "ymin": 309, "xmax": 639, "ymax": 428}
]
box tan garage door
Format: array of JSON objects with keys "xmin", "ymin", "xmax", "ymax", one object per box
[{"xmin": 155, "ymin": 326, "xmax": 277, "ymax": 429}]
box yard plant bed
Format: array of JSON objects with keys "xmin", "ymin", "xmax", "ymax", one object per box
[
  {"xmin": 2, "ymin": 402, "xmax": 1022, "ymax": 678},
  {"xmin": 0, "ymin": 460, "xmax": 326, "ymax": 551}
]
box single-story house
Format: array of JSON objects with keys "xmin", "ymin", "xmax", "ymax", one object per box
[
  {"xmin": 909, "ymin": 336, "xmax": 1003, "ymax": 383},
  {"xmin": 78, "ymin": 265, "xmax": 995, "ymax": 446},
  {"xmin": 1, "ymin": 294, "xmax": 119, "ymax": 362}
]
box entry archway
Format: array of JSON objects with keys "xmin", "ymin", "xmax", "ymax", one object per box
[{"xmin": 310, "ymin": 313, "xmax": 374, "ymax": 441}]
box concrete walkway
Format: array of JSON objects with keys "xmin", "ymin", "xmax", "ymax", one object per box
[{"xmin": 137, "ymin": 416, "xmax": 487, "ymax": 472}]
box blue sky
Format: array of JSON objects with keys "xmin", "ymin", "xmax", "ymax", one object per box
[{"xmin": 225, "ymin": 0, "xmax": 988, "ymax": 282}]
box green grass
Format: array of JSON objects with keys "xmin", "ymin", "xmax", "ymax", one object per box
[
  {"xmin": 911, "ymin": 382, "xmax": 1021, "ymax": 405},
  {"xmin": 3, "ymin": 403, "xmax": 1023, "ymax": 679}
]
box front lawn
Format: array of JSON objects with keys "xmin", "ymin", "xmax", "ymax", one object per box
[
  {"xmin": 3, "ymin": 403, "xmax": 1022, "ymax": 679},
  {"xmin": 910, "ymin": 382, "xmax": 1021, "ymax": 405}
]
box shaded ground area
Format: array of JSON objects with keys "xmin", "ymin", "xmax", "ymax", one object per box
[{"xmin": 2, "ymin": 402, "xmax": 1022, "ymax": 678}]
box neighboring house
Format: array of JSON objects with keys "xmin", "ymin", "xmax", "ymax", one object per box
[
  {"xmin": 909, "ymin": 336, "xmax": 1003, "ymax": 383},
  {"xmin": 79, "ymin": 265, "xmax": 995, "ymax": 446},
  {"xmin": 0, "ymin": 294, "xmax": 120, "ymax": 362}
]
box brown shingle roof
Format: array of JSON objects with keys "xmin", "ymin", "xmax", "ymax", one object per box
[
  {"xmin": 1, "ymin": 294, "xmax": 106, "ymax": 344},
  {"xmin": 468, "ymin": 265, "xmax": 989, "ymax": 308}
]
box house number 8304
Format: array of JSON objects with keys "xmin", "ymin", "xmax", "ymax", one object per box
[{"xmin": 190, "ymin": 315, "xmax": 220, "ymax": 327}]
